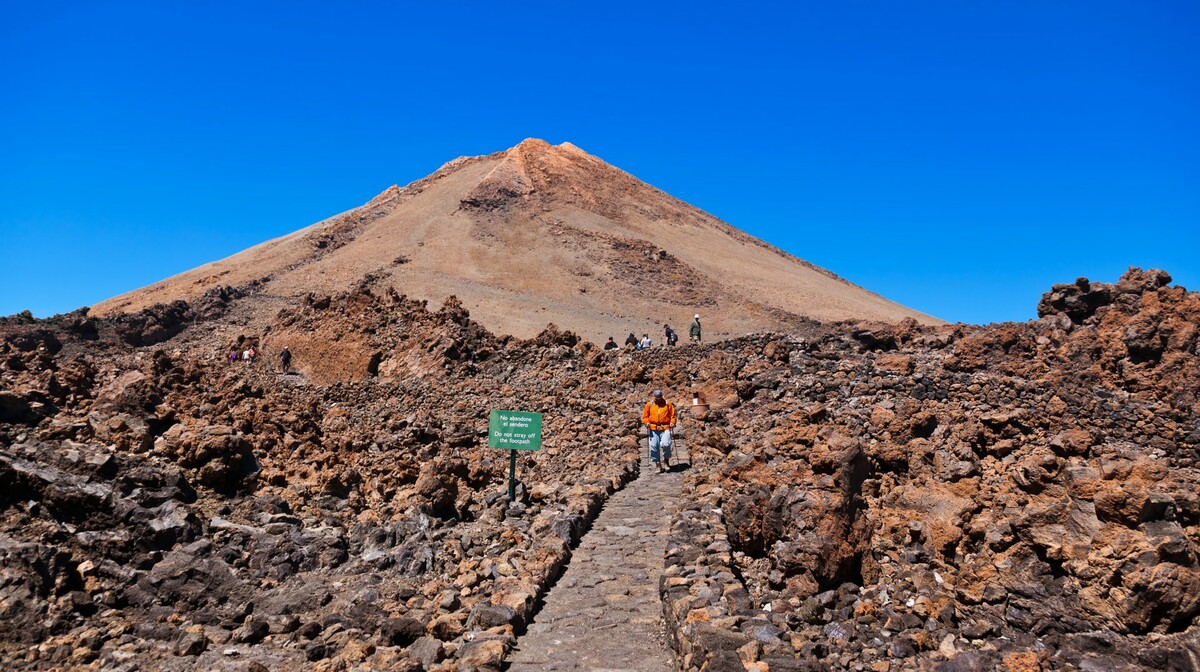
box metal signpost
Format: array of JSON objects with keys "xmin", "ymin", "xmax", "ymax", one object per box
[{"xmin": 487, "ymin": 410, "xmax": 543, "ymax": 501}]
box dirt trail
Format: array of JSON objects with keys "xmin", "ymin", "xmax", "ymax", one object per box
[{"xmin": 506, "ymin": 446, "xmax": 688, "ymax": 671}]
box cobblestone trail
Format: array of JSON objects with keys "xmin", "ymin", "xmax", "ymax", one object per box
[{"xmin": 507, "ymin": 447, "xmax": 687, "ymax": 672}]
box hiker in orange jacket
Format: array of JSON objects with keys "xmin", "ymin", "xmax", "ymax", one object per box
[{"xmin": 642, "ymin": 389, "xmax": 677, "ymax": 473}]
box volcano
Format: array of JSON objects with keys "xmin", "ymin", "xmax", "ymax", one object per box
[
  {"xmin": 93, "ymin": 139, "xmax": 939, "ymax": 341},
  {"xmin": 3, "ymin": 141, "xmax": 1198, "ymax": 669}
]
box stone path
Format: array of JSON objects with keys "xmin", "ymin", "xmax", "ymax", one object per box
[{"xmin": 507, "ymin": 444, "xmax": 687, "ymax": 672}]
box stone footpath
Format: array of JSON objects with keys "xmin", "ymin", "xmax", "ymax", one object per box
[{"xmin": 507, "ymin": 447, "xmax": 687, "ymax": 672}]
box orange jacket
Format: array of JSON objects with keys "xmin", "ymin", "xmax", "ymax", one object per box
[{"xmin": 642, "ymin": 400, "xmax": 676, "ymax": 430}]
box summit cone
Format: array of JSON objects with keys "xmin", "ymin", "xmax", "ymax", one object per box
[{"xmin": 93, "ymin": 139, "xmax": 940, "ymax": 340}]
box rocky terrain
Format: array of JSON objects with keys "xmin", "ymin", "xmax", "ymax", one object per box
[
  {"xmin": 1, "ymin": 267, "xmax": 1198, "ymax": 671},
  {"xmin": 663, "ymin": 268, "xmax": 1200, "ymax": 671}
]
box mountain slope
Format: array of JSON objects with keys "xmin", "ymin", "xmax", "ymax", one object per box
[{"xmin": 93, "ymin": 139, "xmax": 941, "ymax": 340}]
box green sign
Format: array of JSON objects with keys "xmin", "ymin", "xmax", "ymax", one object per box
[{"xmin": 488, "ymin": 410, "xmax": 543, "ymax": 450}]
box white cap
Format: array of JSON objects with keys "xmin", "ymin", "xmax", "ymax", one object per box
[{"xmin": 694, "ymin": 314, "xmax": 700, "ymax": 319}]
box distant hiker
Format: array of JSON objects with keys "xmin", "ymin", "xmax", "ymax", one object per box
[
  {"xmin": 604, "ymin": 337, "xmax": 618, "ymax": 350},
  {"xmin": 639, "ymin": 334, "xmax": 652, "ymax": 350},
  {"xmin": 664, "ymin": 324, "xmax": 678, "ymax": 347},
  {"xmin": 228, "ymin": 350, "xmax": 239, "ymax": 363},
  {"xmin": 242, "ymin": 347, "xmax": 254, "ymax": 363},
  {"xmin": 280, "ymin": 347, "xmax": 292, "ymax": 372},
  {"xmin": 246, "ymin": 346, "xmax": 257, "ymax": 362},
  {"xmin": 642, "ymin": 389, "xmax": 676, "ymax": 473},
  {"xmin": 689, "ymin": 314, "xmax": 702, "ymax": 343},
  {"xmin": 624, "ymin": 333, "xmax": 639, "ymax": 348}
]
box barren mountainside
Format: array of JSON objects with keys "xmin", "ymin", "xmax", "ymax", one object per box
[{"xmin": 92, "ymin": 139, "xmax": 940, "ymax": 342}]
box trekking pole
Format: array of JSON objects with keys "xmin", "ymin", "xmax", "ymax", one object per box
[{"xmin": 642, "ymin": 424, "xmax": 652, "ymax": 473}]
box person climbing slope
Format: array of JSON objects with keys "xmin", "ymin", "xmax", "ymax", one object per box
[
  {"xmin": 641, "ymin": 389, "xmax": 676, "ymax": 473},
  {"xmin": 689, "ymin": 314, "xmax": 702, "ymax": 343},
  {"xmin": 664, "ymin": 323, "xmax": 678, "ymax": 347}
]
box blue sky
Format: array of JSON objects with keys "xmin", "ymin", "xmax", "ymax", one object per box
[{"xmin": 2, "ymin": 2, "xmax": 1196, "ymax": 324}]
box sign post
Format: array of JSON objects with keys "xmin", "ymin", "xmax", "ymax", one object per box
[{"xmin": 487, "ymin": 410, "xmax": 543, "ymax": 501}]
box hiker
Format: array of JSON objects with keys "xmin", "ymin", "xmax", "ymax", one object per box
[
  {"xmin": 664, "ymin": 323, "xmax": 678, "ymax": 347},
  {"xmin": 689, "ymin": 314, "xmax": 702, "ymax": 343},
  {"xmin": 642, "ymin": 389, "xmax": 676, "ymax": 473},
  {"xmin": 246, "ymin": 346, "xmax": 257, "ymax": 362},
  {"xmin": 228, "ymin": 350, "xmax": 239, "ymax": 363},
  {"xmin": 624, "ymin": 333, "xmax": 639, "ymax": 348},
  {"xmin": 242, "ymin": 347, "xmax": 254, "ymax": 363},
  {"xmin": 639, "ymin": 334, "xmax": 652, "ymax": 350},
  {"xmin": 604, "ymin": 337, "xmax": 618, "ymax": 350},
  {"xmin": 279, "ymin": 346, "xmax": 292, "ymax": 372}
]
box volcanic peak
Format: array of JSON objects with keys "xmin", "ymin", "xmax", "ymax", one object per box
[{"xmin": 90, "ymin": 138, "xmax": 940, "ymax": 338}]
